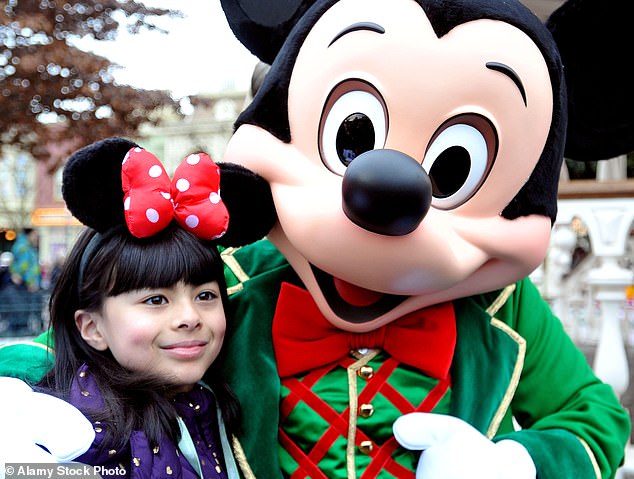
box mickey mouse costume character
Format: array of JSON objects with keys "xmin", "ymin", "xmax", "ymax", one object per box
[
  {"xmin": 215, "ymin": 0, "xmax": 633, "ymax": 477},
  {"xmin": 1, "ymin": 0, "xmax": 633, "ymax": 478}
]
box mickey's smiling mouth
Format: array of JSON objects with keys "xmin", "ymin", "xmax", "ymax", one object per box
[{"xmin": 310, "ymin": 264, "xmax": 407, "ymax": 323}]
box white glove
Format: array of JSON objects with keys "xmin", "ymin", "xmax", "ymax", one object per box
[
  {"xmin": 0, "ymin": 377, "xmax": 95, "ymax": 469},
  {"xmin": 393, "ymin": 412, "xmax": 536, "ymax": 479}
]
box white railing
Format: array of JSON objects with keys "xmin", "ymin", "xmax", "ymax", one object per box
[{"xmin": 548, "ymin": 195, "xmax": 634, "ymax": 397}]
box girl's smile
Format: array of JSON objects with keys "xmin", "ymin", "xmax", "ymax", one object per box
[{"xmin": 161, "ymin": 340, "xmax": 210, "ymax": 359}]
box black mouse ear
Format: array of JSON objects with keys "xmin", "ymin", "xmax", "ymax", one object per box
[
  {"xmin": 220, "ymin": 0, "xmax": 314, "ymax": 64},
  {"xmin": 216, "ymin": 162, "xmax": 277, "ymax": 247},
  {"xmin": 62, "ymin": 137, "xmax": 138, "ymax": 232},
  {"xmin": 547, "ymin": 0, "xmax": 634, "ymax": 161}
]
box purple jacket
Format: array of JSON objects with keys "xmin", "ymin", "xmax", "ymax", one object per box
[{"xmin": 69, "ymin": 364, "xmax": 240, "ymax": 478}]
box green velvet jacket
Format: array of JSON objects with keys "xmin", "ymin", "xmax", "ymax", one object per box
[{"xmin": 0, "ymin": 239, "xmax": 629, "ymax": 479}]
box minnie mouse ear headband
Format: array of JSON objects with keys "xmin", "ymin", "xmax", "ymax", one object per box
[
  {"xmin": 62, "ymin": 137, "xmax": 277, "ymax": 247},
  {"xmin": 63, "ymin": 137, "xmax": 234, "ymax": 287},
  {"xmin": 63, "ymin": 137, "xmax": 228, "ymax": 242}
]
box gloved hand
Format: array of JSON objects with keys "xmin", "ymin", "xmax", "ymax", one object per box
[
  {"xmin": 0, "ymin": 377, "xmax": 95, "ymax": 470},
  {"xmin": 393, "ymin": 412, "xmax": 536, "ymax": 479}
]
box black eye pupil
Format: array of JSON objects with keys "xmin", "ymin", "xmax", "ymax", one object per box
[
  {"xmin": 336, "ymin": 113, "xmax": 375, "ymax": 166},
  {"xmin": 429, "ymin": 146, "xmax": 471, "ymax": 198}
]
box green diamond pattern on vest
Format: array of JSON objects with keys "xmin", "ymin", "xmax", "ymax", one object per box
[{"xmin": 279, "ymin": 351, "xmax": 452, "ymax": 478}]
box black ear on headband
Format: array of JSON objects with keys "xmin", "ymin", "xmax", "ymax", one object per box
[
  {"xmin": 63, "ymin": 138, "xmax": 275, "ymax": 246},
  {"xmin": 547, "ymin": 0, "xmax": 634, "ymax": 161},
  {"xmin": 62, "ymin": 137, "xmax": 138, "ymax": 233},
  {"xmin": 220, "ymin": 0, "xmax": 314, "ymax": 64},
  {"xmin": 216, "ymin": 162, "xmax": 277, "ymax": 247}
]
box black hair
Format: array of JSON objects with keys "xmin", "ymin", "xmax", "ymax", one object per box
[{"xmin": 38, "ymin": 223, "xmax": 240, "ymax": 449}]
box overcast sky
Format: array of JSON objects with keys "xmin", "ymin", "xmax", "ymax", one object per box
[{"xmin": 75, "ymin": 0, "xmax": 258, "ymax": 98}]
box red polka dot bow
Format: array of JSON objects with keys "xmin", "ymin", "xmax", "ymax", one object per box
[{"xmin": 121, "ymin": 147, "xmax": 229, "ymax": 240}]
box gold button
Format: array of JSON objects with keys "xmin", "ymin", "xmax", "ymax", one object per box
[
  {"xmin": 359, "ymin": 440, "xmax": 373, "ymax": 455},
  {"xmin": 359, "ymin": 403, "xmax": 374, "ymax": 418},
  {"xmin": 357, "ymin": 365, "xmax": 374, "ymax": 380}
]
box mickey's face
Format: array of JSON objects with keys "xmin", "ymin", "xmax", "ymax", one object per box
[{"xmin": 224, "ymin": 0, "xmax": 554, "ymax": 332}]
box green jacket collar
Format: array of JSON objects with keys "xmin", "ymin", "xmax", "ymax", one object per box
[{"xmin": 451, "ymin": 288, "xmax": 524, "ymax": 437}]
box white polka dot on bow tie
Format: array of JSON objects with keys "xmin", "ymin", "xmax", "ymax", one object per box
[
  {"xmin": 149, "ymin": 165, "xmax": 163, "ymax": 178},
  {"xmin": 124, "ymin": 197, "xmax": 131, "ymax": 210},
  {"xmin": 186, "ymin": 154, "xmax": 200, "ymax": 165},
  {"xmin": 161, "ymin": 191, "xmax": 171, "ymax": 200},
  {"xmin": 176, "ymin": 178, "xmax": 190, "ymax": 192},
  {"xmin": 209, "ymin": 192, "xmax": 221, "ymax": 204},
  {"xmin": 146, "ymin": 208, "xmax": 160, "ymax": 223},
  {"xmin": 185, "ymin": 215, "xmax": 199, "ymax": 228}
]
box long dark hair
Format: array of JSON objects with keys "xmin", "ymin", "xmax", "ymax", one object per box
[{"xmin": 38, "ymin": 223, "xmax": 240, "ymax": 448}]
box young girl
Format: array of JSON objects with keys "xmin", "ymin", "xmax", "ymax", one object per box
[{"xmin": 36, "ymin": 138, "xmax": 246, "ymax": 478}]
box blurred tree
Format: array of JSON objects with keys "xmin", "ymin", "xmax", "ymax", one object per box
[{"xmin": 0, "ymin": 0, "xmax": 181, "ymax": 170}]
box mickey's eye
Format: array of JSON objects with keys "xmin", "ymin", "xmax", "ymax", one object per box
[
  {"xmin": 422, "ymin": 115, "xmax": 497, "ymax": 209},
  {"xmin": 320, "ymin": 84, "xmax": 387, "ymax": 176}
]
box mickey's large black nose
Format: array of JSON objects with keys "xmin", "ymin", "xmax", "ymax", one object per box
[{"xmin": 342, "ymin": 149, "xmax": 432, "ymax": 236}]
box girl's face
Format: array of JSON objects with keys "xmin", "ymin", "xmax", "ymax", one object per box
[{"xmin": 76, "ymin": 281, "xmax": 226, "ymax": 392}]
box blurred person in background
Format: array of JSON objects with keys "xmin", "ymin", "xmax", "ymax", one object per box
[
  {"xmin": 0, "ymin": 251, "xmax": 15, "ymax": 290},
  {"xmin": 10, "ymin": 228, "xmax": 41, "ymax": 292}
]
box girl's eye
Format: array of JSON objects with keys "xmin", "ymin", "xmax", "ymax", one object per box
[
  {"xmin": 197, "ymin": 290, "xmax": 218, "ymax": 302},
  {"xmin": 143, "ymin": 295, "xmax": 167, "ymax": 306}
]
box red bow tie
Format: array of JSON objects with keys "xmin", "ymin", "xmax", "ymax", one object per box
[
  {"xmin": 121, "ymin": 147, "xmax": 229, "ymax": 240},
  {"xmin": 272, "ymin": 282, "xmax": 456, "ymax": 379}
]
